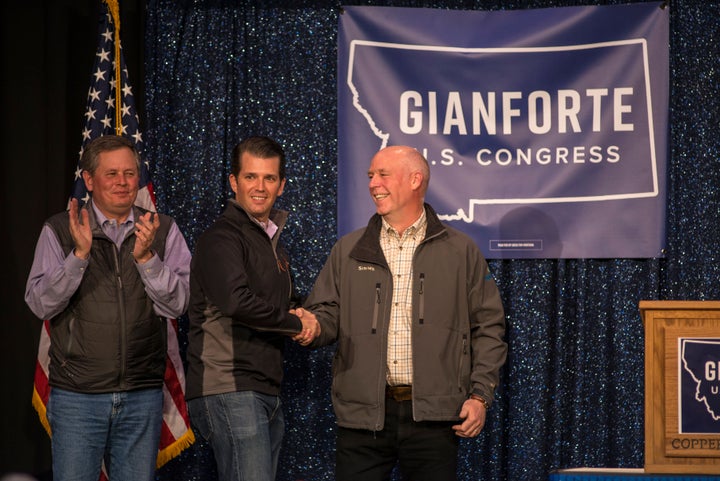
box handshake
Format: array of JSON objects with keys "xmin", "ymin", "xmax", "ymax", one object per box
[{"xmin": 289, "ymin": 307, "xmax": 320, "ymax": 346}]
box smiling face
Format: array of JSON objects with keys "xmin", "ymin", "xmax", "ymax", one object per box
[
  {"xmin": 82, "ymin": 146, "xmax": 139, "ymax": 222},
  {"xmin": 229, "ymin": 152, "xmax": 286, "ymax": 223},
  {"xmin": 367, "ymin": 146, "xmax": 427, "ymax": 231}
]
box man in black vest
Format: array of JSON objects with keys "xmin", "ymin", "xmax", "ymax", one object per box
[{"xmin": 25, "ymin": 135, "xmax": 191, "ymax": 481}]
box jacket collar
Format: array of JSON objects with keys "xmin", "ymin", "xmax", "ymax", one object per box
[
  {"xmin": 350, "ymin": 203, "xmax": 446, "ymax": 265},
  {"xmin": 224, "ymin": 198, "xmax": 289, "ymax": 236}
]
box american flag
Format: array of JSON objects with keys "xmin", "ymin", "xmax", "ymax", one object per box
[{"xmin": 31, "ymin": 0, "xmax": 195, "ymax": 473}]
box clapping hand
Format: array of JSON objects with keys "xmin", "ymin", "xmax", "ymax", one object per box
[
  {"xmin": 133, "ymin": 211, "xmax": 160, "ymax": 264},
  {"xmin": 68, "ymin": 198, "xmax": 92, "ymax": 259}
]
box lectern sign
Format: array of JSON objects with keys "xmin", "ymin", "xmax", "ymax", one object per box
[
  {"xmin": 642, "ymin": 300, "xmax": 720, "ymax": 474},
  {"xmin": 663, "ymin": 331, "xmax": 720, "ymax": 459},
  {"xmin": 679, "ymin": 338, "xmax": 720, "ymax": 434}
]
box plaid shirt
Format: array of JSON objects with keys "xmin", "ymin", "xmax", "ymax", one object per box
[{"xmin": 380, "ymin": 210, "xmax": 427, "ymax": 386}]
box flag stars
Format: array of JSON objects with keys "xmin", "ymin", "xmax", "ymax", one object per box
[
  {"xmin": 96, "ymin": 48, "xmax": 111, "ymax": 63},
  {"xmin": 88, "ymin": 87, "xmax": 101, "ymax": 102},
  {"xmin": 101, "ymin": 115, "xmax": 112, "ymax": 129},
  {"xmin": 102, "ymin": 29, "xmax": 112, "ymax": 42},
  {"xmin": 84, "ymin": 107, "xmax": 97, "ymax": 121},
  {"xmin": 122, "ymin": 84, "xmax": 133, "ymax": 98},
  {"xmin": 93, "ymin": 68, "xmax": 106, "ymax": 82},
  {"xmin": 132, "ymin": 131, "xmax": 143, "ymax": 143},
  {"xmin": 74, "ymin": 166, "xmax": 83, "ymax": 180},
  {"xmin": 121, "ymin": 103, "xmax": 131, "ymax": 117}
]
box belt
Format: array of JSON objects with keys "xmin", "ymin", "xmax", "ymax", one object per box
[{"xmin": 386, "ymin": 385, "xmax": 412, "ymax": 402}]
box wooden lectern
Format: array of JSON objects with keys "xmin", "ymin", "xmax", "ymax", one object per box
[{"xmin": 641, "ymin": 300, "xmax": 720, "ymax": 474}]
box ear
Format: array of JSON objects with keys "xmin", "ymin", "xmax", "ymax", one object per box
[
  {"xmin": 82, "ymin": 170, "xmax": 94, "ymax": 192},
  {"xmin": 410, "ymin": 171, "xmax": 423, "ymax": 190},
  {"xmin": 229, "ymin": 174, "xmax": 238, "ymax": 195},
  {"xmin": 277, "ymin": 178, "xmax": 286, "ymax": 197}
]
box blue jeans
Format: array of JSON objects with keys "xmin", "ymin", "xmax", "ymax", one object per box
[
  {"xmin": 188, "ymin": 391, "xmax": 284, "ymax": 481},
  {"xmin": 47, "ymin": 387, "xmax": 163, "ymax": 481}
]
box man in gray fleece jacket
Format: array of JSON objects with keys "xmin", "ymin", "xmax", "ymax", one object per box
[{"xmin": 298, "ymin": 145, "xmax": 507, "ymax": 481}]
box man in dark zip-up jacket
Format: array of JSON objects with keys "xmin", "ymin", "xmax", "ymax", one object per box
[
  {"xmin": 301, "ymin": 145, "xmax": 507, "ymax": 481},
  {"xmin": 185, "ymin": 136, "xmax": 320, "ymax": 481},
  {"xmin": 25, "ymin": 135, "xmax": 191, "ymax": 481}
]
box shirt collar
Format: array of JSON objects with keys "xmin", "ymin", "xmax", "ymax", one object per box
[
  {"xmin": 91, "ymin": 202, "xmax": 135, "ymax": 226},
  {"xmin": 381, "ymin": 208, "xmax": 427, "ymax": 237},
  {"xmin": 229, "ymin": 198, "xmax": 278, "ymax": 239}
]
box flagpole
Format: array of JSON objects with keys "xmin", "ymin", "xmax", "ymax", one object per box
[{"xmin": 104, "ymin": 0, "xmax": 123, "ymax": 134}]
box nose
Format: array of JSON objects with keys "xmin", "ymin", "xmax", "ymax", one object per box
[{"xmin": 368, "ymin": 173, "xmax": 379, "ymax": 189}]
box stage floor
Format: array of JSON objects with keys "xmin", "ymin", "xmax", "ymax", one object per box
[{"xmin": 550, "ymin": 468, "xmax": 720, "ymax": 481}]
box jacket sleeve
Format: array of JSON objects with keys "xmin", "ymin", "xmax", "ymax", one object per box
[
  {"xmin": 467, "ymin": 244, "xmax": 507, "ymax": 406},
  {"xmin": 304, "ymin": 241, "xmax": 343, "ymax": 348},
  {"xmin": 25, "ymin": 223, "xmax": 89, "ymax": 319},
  {"xmin": 193, "ymin": 228, "xmax": 302, "ymax": 335}
]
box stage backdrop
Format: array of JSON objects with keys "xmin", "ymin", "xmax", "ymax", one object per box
[
  {"xmin": 139, "ymin": 0, "xmax": 720, "ymax": 480},
  {"xmin": 337, "ymin": 3, "xmax": 669, "ymax": 259}
]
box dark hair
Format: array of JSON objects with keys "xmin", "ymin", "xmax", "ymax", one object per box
[
  {"xmin": 231, "ymin": 136, "xmax": 286, "ymax": 179},
  {"xmin": 79, "ymin": 135, "xmax": 140, "ymax": 175}
]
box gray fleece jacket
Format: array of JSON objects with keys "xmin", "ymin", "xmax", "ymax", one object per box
[{"xmin": 305, "ymin": 204, "xmax": 507, "ymax": 431}]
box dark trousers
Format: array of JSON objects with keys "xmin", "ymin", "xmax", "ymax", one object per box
[{"xmin": 335, "ymin": 397, "xmax": 459, "ymax": 481}]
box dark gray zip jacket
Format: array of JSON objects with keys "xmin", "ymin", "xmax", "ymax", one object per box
[
  {"xmin": 305, "ymin": 204, "xmax": 507, "ymax": 431},
  {"xmin": 185, "ymin": 201, "xmax": 302, "ymax": 400},
  {"xmin": 46, "ymin": 203, "xmax": 172, "ymax": 393}
]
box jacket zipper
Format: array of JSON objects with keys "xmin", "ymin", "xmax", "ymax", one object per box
[
  {"xmin": 114, "ymin": 247, "xmax": 127, "ymax": 390},
  {"xmin": 372, "ymin": 283, "xmax": 381, "ymax": 334},
  {"xmin": 418, "ymin": 273, "xmax": 425, "ymax": 324},
  {"xmin": 373, "ymin": 281, "xmax": 384, "ymax": 430},
  {"xmin": 267, "ymin": 223, "xmax": 293, "ymax": 302}
]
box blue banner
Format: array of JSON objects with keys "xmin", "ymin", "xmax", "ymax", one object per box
[{"xmin": 337, "ymin": 3, "xmax": 669, "ymax": 258}]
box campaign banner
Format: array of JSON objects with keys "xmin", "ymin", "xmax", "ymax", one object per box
[{"xmin": 337, "ymin": 3, "xmax": 669, "ymax": 258}]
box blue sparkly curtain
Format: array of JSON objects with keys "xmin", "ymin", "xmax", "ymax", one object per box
[{"xmin": 144, "ymin": 1, "xmax": 720, "ymax": 480}]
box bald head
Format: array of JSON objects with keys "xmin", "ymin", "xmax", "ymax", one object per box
[
  {"xmin": 373, "ymin": 146, "xmax": 430, "ymax": 194},
  {"xmin": 368, "ymin": 145, "xmax": 430, "ymax": 234}
]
